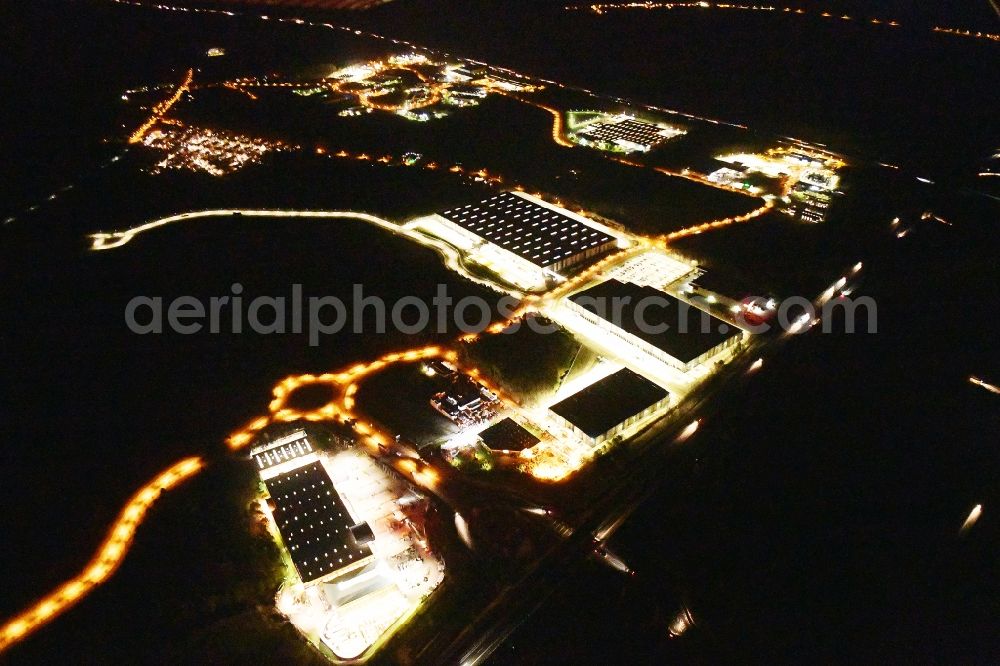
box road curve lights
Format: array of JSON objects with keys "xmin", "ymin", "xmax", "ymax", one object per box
[
  {"xmin": 0, "ymin": 457, "xmax": 204, "ymax": 652},
  {"xmin": 227, "ymin": 345, "xmax": 453, "ymax": 454}
]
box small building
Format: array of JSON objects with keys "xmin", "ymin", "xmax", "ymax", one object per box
[
  {"xmin": 454, "ymin": 64, "xmax": 487, "ymax": 79},
  {"xmin": 250, "ymin": 429, "xmax": 314, "ymax": 471},
  {"xmin": 432, "ymin": 378, "xmax": 481, "ymax": 418},
  {"xmin": 548, "ymin": 368, "xmax": 670, "ymax": 446},
  {"xmin": 426, "ymin": 359, "xmax": 457, "ymax": 378},
  {"xmin": 431, "ymin": 375, "xmax": 497, "ymax": 423},
  {"xmin": 448, "ymin": 84, "xmax": 487, "ymax": 100},
  {"xmin": 349, "ymin": 522, "xmax": 376, "ymax": 546},
  {"xmin": 478, "ymin": 417, "xmax": 541, "ymax": 454}
]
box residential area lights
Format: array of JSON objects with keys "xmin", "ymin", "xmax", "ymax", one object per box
[{"xmin": 0, "ymin": 457, "xmax": 204, "ymax": 652}]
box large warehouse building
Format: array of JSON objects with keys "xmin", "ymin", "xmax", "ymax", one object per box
[
  {"xmin": 264, "ymin": 460, "xmax": 375, "ymax": 584},
  {"xmin": 566, "ymin": 279, "xmax": 745, "ymax": 373},
  {"xmin": 577, "ymin": 116, "xmax": 684, "ymax": 153},
  {"xmin": 416, "ymin": 191, "xmax": 621, "ymax": 288},
  {"xmin": 548, "ymin": 368, "xmax": 670, "ymax": 446}
]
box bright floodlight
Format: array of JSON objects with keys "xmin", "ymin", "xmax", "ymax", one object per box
[{"xmin": 960, "ymin": 504, "xmax": 983, "ymax": 534}]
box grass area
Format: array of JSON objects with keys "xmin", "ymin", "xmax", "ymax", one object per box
[
  {"xmin": 6, "ymin": 457, "xmax": 315, "ymax": 663},
  {"xmin": 670, "ymin": 166, "xmax": 893, "ymax": 298},
  {"xmin": 353, "ymin": 364, "xmax": 461, "ymax": 446},
  {"xmin": 173, "ymin": 89, "xmax": 768, "ymax": 235},
  {"xmin": 670, "ymin": 210, "xmax": 868, "ymax": 298},
  {"xmin": 458, "ymin": 316, "xmax": 598, "ymax": 406},
  {"xmin": 65, "ymin": 149, "xmax": 496, "ymax": 237}
]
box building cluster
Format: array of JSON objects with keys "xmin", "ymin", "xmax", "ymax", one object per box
[
  {"xmin": 141, "ymin": 126, "xmax": 291, "ymax": 176},
  {"xmin": 465, "ymin": 249, "xmax": 747, "ymax": 479},
  {"xmin": 397, "ymin": 238, "xmax": 753, "ymax": 480},
  {"xmin": 572, "ymin": 114, "xmax": 686, "ymax": 153},
  {"xmin": 430, "ymin": 372, "xmax": 500, "ymax": 426},
  {"xmin": 251, "ymin": 429, "xmax": 443, "ymax": 660},
  {"xmin": 713, "ymin": 144, "xmax": 844, "ymax": 222},
  {"xmin": 325, "ymin": 54, "xmax": 501, "ymax": 120}
]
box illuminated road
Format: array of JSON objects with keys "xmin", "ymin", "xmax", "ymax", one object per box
[
  {"xmin": 227, "ymin": 345, "xmax": 522, "ymax": 501},
  {"xmin": 227, "ymin": 345, "xmax": 454, "ymax": 454},
  {"xmin": 495, "ymin": 91, "xmax": 575, "ymax": 148},
  {"xmin": 56, "ymin": 2, "xmax": 873, "ymax": 661},
  {"xmin": 661, "ymin": 197, "xmax": 775, "ymax": 241},
  {"xmin": 569, "ymin": 2, "xmax": 1000, "ymax": 45},
  {"xmin": 89, "ymin": 209, "xmax": 404, "ymax": 251},
  {"xmin": 128, "ymin": 68, "xmax": 193, "ymax": 144},
  {"xmin": 969, "ymin": 376, "xmax": 1000, "ymax": 395},
  {"xmin": 0, "ymin": 457, "xmax": 204, "ymax": 652},
  {"xmin": 88, "ymin": 208, "xmax": 521, "ymax": 297}
]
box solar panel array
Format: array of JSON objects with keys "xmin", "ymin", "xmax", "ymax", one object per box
[
  {"xmin": 265, "ymin": 461, "xmax": 371, "ymax": 583},
  {"xmin": 440, "ymin": 192, "xmax": 614, "ymax": 270}
]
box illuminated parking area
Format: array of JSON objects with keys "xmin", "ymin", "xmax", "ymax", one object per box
[
  {"xmin": 261, "ymin": 447, "xmax": 444, "ymax": 661},
  {"xmin": 602, "ymin": 249, "xmax": 700, "ymax": 290}
]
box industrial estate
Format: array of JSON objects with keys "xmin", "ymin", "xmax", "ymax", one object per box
[{"xmin": 1, "ymin": 6, "xmax": 868, "ymax": 662}]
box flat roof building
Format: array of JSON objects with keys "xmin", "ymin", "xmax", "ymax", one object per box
[
  {"xmin": 251, "ymin": 429, "xmax": 314, "ymax": 472},
  {"xmin": 566, "ymin": 279, "xmax": 744, "ymax": 372},
  {"xmin": 578, "ymin": 117, "xmax": 683, "ymax": 153},
  {"xmin": 264, "ymin": 461, "xmax": 373, "ymax": 584},
  {"xmin": 478, "ymin": 417, "xmax": 541, "ymax": 453},
  {"xmin": 549, "ymin": 368, "xmax": 670, "ymax": 446},
  {"xmin": 438, "ymin": 191, "xmax": 619, "ymax": 274}
]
